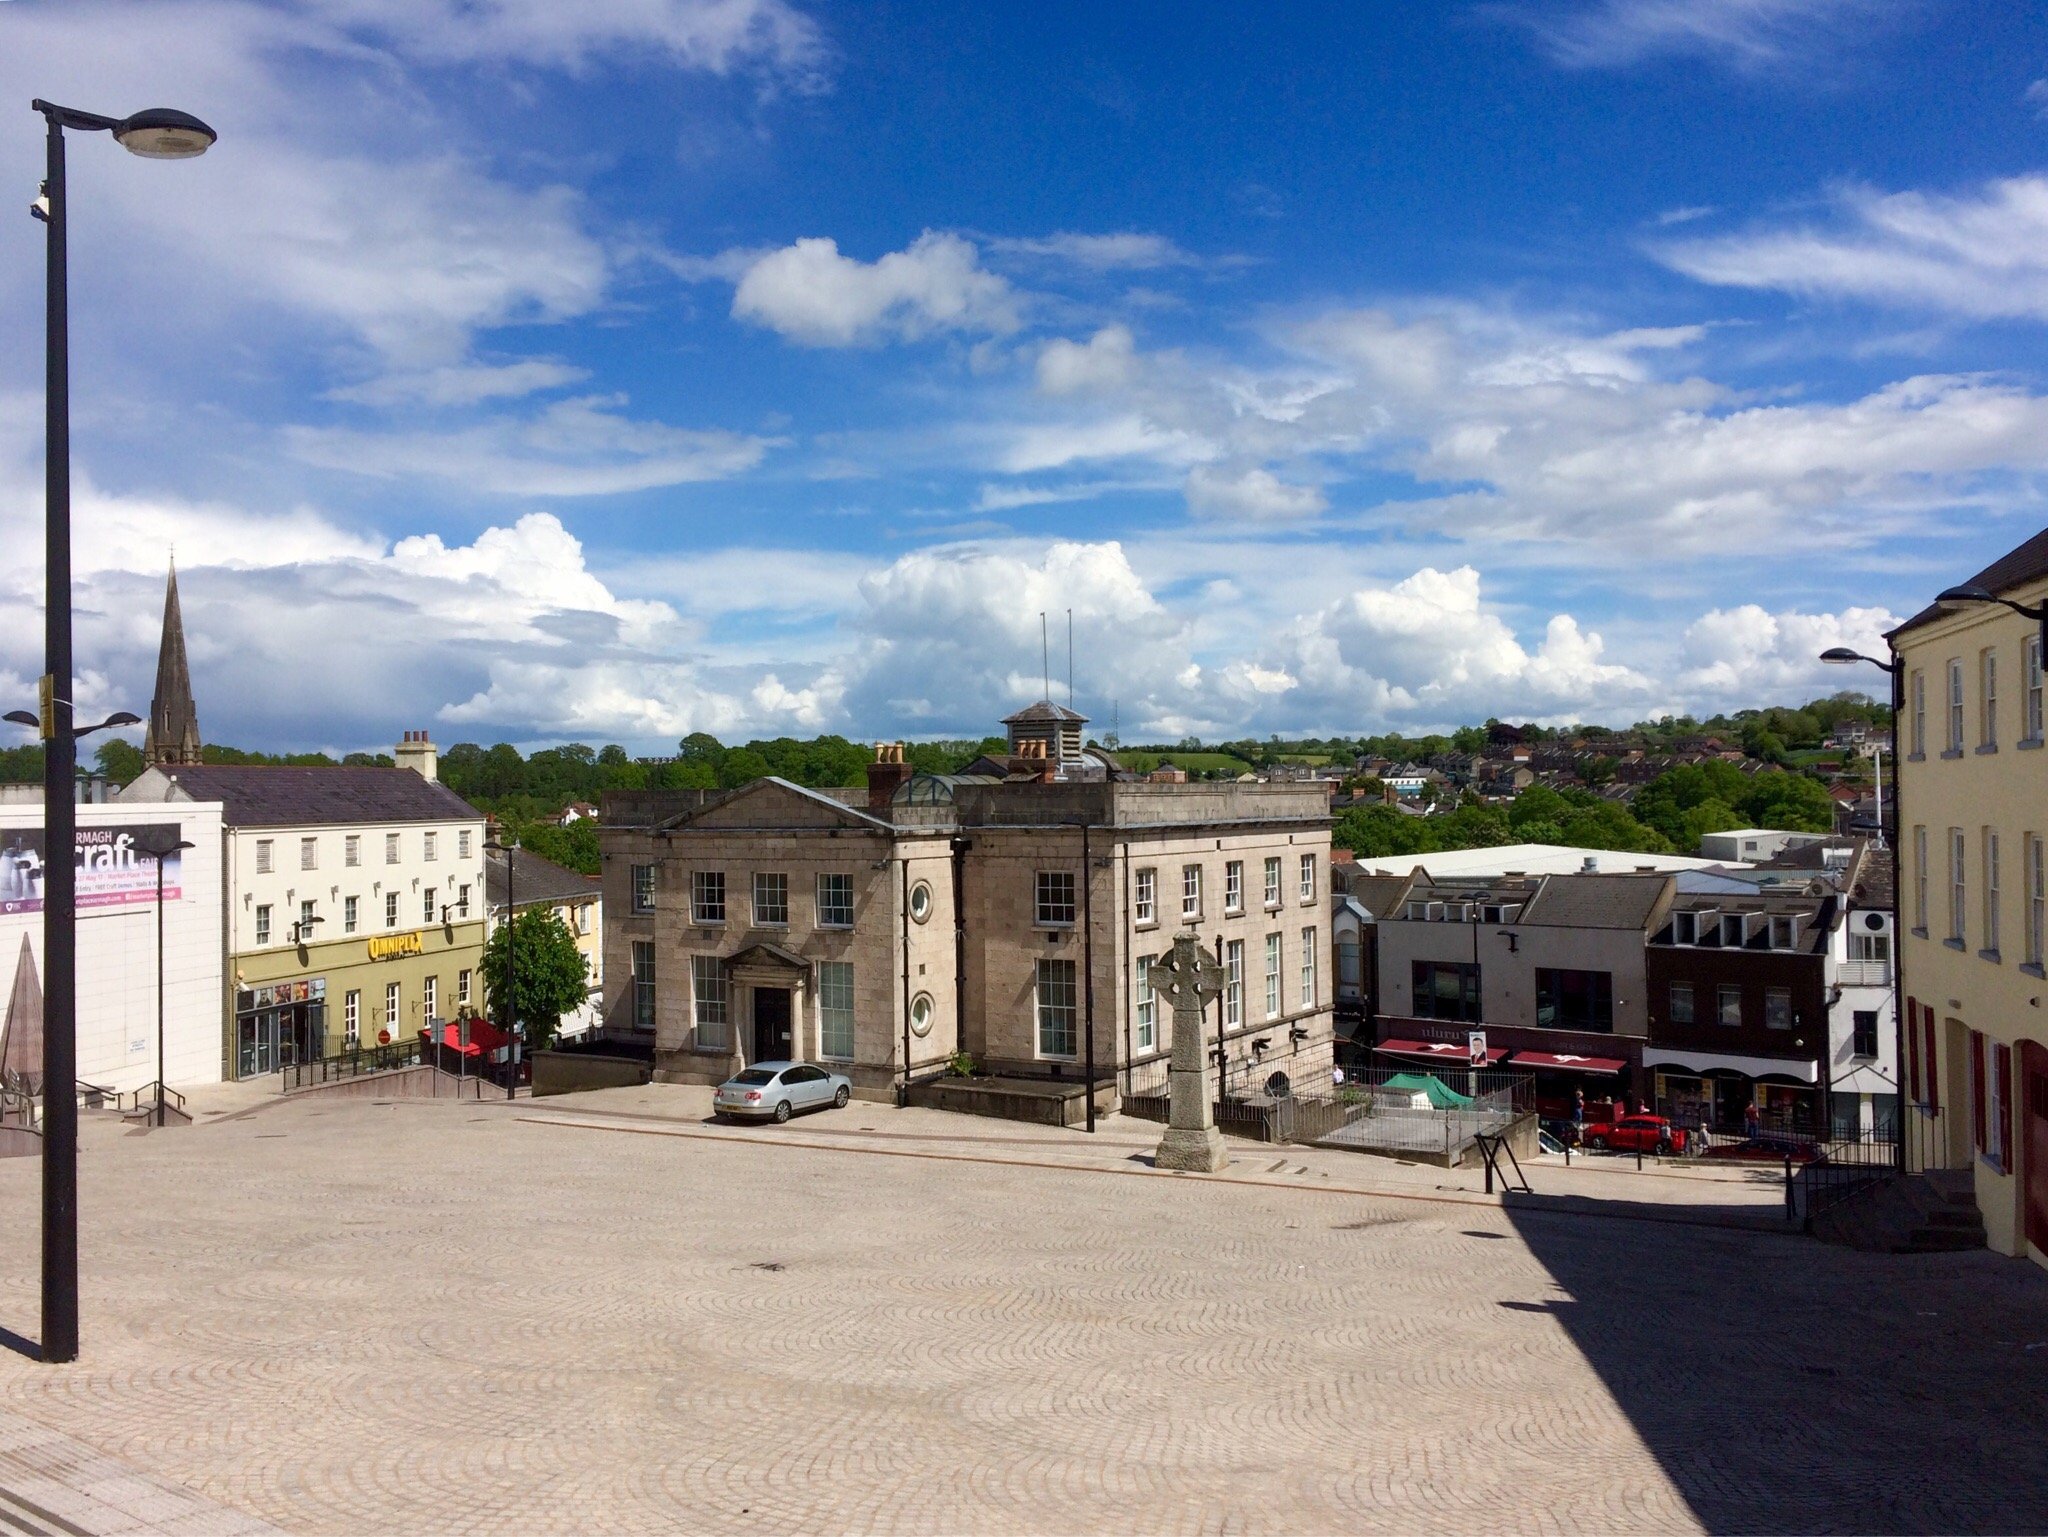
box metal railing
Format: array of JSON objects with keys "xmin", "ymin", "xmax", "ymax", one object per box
[{"xmin": 282, "ymin": 1036, "xmax": 424, "ymax": 1092}]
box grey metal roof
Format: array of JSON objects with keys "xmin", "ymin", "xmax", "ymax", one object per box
[
  {"xmin": 1890, "ymin": 524, "xmax": 2048, "ymax": 641},
  {"xmin": 487, "ymin": 847, "xmax": 599, "ymax": 910},
  {"xmin": 148, "ymin": 765, "xmax": 481, "ymax": 827}
]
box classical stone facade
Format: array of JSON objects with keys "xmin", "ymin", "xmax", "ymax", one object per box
[{"xmin": 599, "ymin": 749, "xmax": 1335, "ymax": 1105}]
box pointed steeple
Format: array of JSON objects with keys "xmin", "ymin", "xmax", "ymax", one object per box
[
  {"xmin": 1, "ymin": 935, "xmax": 44, "ymax": 1095},
  {"xmin": 143, "ymin": 561, "xmax": 203, "ymax": 767}
]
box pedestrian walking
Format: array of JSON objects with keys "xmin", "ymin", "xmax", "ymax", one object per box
[
  {"xmin": 1744, "ymin": 1100, "xmax": 1761, "ymax": 1142},
  {"xmin": 1572, "ymin": 1089, "xmax": 1585, "ymax": 1145}
]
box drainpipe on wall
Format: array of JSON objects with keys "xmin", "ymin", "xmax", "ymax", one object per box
[
  {"xmin": 950, "ymin": 835, "xmax": 970, "ymax": 1071},
  {"xmin": 898, "ymin": 852, "xmax": 911, "ymax": 1108},
  {"xmin": 1081, "ymin": 820, "xmax": 1096, "ymax": 1133}
]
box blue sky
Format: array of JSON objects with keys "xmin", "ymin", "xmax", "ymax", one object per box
[{"xmin": 2, "ymin": 0, "xmax": 2045, "ymax": 754}]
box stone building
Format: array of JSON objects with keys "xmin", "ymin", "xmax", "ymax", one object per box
[{"xmin": 598, "ymin": 730, "xmax": 1335, "ymax": 1107}]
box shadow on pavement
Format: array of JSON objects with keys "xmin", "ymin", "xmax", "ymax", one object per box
[{"xmin": 1502, "ymin": 1198, "xmax": 2048, "ymax": 1533}]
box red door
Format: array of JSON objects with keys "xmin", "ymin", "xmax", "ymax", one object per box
[{"xmin": 2024, "ymin": 1042, "xmax": 2048, "ymax": 1257}]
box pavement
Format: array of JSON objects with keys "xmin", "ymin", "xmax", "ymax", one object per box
[{"xmin": 0, "ymin": 1083, "xmax": 2041, "ymax": 1535}]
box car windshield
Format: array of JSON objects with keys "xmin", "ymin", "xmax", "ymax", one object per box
[{"xmin": 731, "ymin": 1069, "xmax": 779, "ymax": 1086}]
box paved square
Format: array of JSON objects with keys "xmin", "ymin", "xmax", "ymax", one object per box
[{"xmin": 0, "ymin": 1086, "xmax": 2044, "ymax": 1535}]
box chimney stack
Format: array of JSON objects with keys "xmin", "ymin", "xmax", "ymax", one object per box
[
  {"xmin": 867, "ymin": 741, "xmax": 912, "ymax": 809},
  {"xmin": 396, "ymin": 729, "xmax": 438, "ymax": 783}
]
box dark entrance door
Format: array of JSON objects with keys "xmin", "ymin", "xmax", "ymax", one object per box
[
  {"xmin": 2024, "ymin": 1041, "xmax": 2048, "ymax": 1257},
  {"xmin": 753, "ymin": 987, "xmax": 793, "ymax": 1062}
]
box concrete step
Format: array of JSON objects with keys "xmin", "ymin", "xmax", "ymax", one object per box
[{"xmin": 1811, "ymin": 1172, "xmax": 1986, "ymax": 1255}]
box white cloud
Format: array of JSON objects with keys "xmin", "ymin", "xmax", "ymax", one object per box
[
  {"xmin": 1183, "ymin": 465, "xmax": 1327, "ymax": 522},
  {"xmin": 2029, "ymin": 79, "xmax": 2048, "ymax": 120},
  {"xmin": 1657, "ymin": 174, "xmax": 2048, "ymax": 323},
  {"xmin": 1679, "ymin": 603, "xmax": 1902, "ymax": 697},
  {"xmin": 326, "ymin": 361, "xmax": 590, "ymax": 408},
  {"xmin": 998, "ymin": 415, "xmax": 1202, "ymax": 474},
  {"xmin": 988, "ymin": 232, "xmax": 1199, "ymax": 270},
  {"xmin": 731, "ymin": 232, "xmax": 1021, "ymax": 346},
  {"xmin": 1036, "ymin": 326, "xmax": 1138, "ymax": 395},
  {"xmin": 1503, "ymin": 0, "xmax": 1883, "ymax": 70}
]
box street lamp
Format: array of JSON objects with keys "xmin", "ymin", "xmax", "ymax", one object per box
[
  {"xmin": 28, "ymin": 96, "xmax": 214, "ymax": 1366},
  {"xmin": 134, "ymin": 839, "xmax": 194, "ymax": 1128},
  {"xmin": 485, "ymin": 837, "xmax": 519, "ymax": 1100},
  {"xmin": 1820, "ymin": 643, "xmax": 1905, "ymax": 1172}
]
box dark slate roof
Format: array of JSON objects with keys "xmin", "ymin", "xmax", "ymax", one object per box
[
  {"xmin": 1001, "ymin": 699, "xmax": 1088, "ymax": 726},
  {"xmin": 1889, "ymin": 524, "xmax": 2048, "ymax": 641},
  {"xmin": 1516, "ymin": 872, "xmax": 1673, "ymax": 931},
  {"xmin": 1339, "ymin": 871, "xmax": 1417, "ymax": 921},
  {"xmin": 154, "ymin": 765, "xmax": 481, "ymax": 827},
  {"xmin": 1849, "ymin": 845, "xmax": 1895, "ymax": 911},
  {"xmin": 486, "ymin": 847, "xmax": 599, "ymax": 910}
]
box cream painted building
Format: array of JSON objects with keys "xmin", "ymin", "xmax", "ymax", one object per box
[
  {"xmin": 1891, "ymin": 527, "xmax": 2048, "ymax": 1268},
  {"xmin": 599, "ymin": 726, "xmax": 1336, "ymax": 1107},
  {"xmin": 486, "ymin": 845, "xmax": 602, "ymax": 1037},
  {"xmin": 122, "ymin": 742, "xmax": 487, "ymax": 1078}
]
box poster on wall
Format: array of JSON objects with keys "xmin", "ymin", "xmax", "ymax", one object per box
[{"xmin": 0, "ymin": 823, "xmax": 184, "ymax": 915}]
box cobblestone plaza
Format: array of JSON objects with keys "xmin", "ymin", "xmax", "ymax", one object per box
[{"xmin": 0, "ymin": 1087, "xmax": 2045, "ymax": 1535}]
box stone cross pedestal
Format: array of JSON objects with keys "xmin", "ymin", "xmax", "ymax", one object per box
[{"xmin": 1150, "ymin": 934, "xmax": 1230, "ymax": 1173}]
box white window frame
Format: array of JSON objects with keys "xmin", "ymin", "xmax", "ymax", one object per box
[
  {"xmin": 690, "ymin": 954, "xmax": 725, "ymax": 1047},
  {"xmin": 1913, "ymin": 825, "xmax": 1929, "ymax": 932},
  {"xmin": 1947, "ymin": 658, "xmax": 1964, "ymax": 752},
  {"xmin": 343, "ymin": 990, "xmax": 360, "ymax": 1049},
  {"xmin": 1035, "ymin": 870, "xmax": 1077, "ymax": 927},
  {"xmin": 753, "ymin": 871, "xmax": 789, "ymax": 926},
  {"xmin": 385, "ymin": 980, "xmax": 401, "ymax": 1030},
  {"xmin": 1135, "ymin": 954, "xmax": 1156, "ymax": 1051},
  {"xmin": 1264, "ymin": 856, "xmax": 1282, "ymax": 909},
  {"xmin": 1264, "ymin": 932, "xmax": 1281, "ymax": 1020},
  {"xmin": 255, "ymin": 839, "xmax": 273, "ymax": 875},
  {"xmin": 1134, "ymin": 868, "xmax": 1156, "ymax": 926},
  {"xmin": 1224, "ymin": 861, "xmax": 1243, "ymax": 915},
  {"xmin": 422, "ymin": 887, "xmax": 436, "ymax": 925},
  {"xmin": 423, "ymin": 974, "xmax": 437, "ymax": 1022},
  {"xmin": 1224, "ymin": 940, "xmax": 1244, "ymax": 1028},
  {"xmin": 385, "ymin": 832, "xmax": 400, "ymax": 866},
  {"xmin": 344, "ymin": 834, "xmax": 360, "ymax": 868},
  {"xmin": 458, "ymin": 968, "xmax": 472, "ymax": 1007},
  {"xmin": 423, "ymin": 831, "xmax": 438, "ymax": 863},
  {"xmin": 818, "ymin": 960, "xmax": 855, "ymax": 1061},
  {"xmin": 298, "ymin": 899, "xmax": 315, "ymax": 935},
  {"xmin": 343, "ymin": 895, "xmax": 358, "ymax": 935},
  {"xmin": 1035, "ymin": 957, "xmax": 1078, "ymax": 1058},
  {"xmin": 1181, "ymin": 864, "xmax": 1202, "ymax": 921},
  {"xmin": 2029, "ymin": 833, "xmax": 2045, "ymax": 969},
  {"xmin": 632, "ymin": 864, "xmax": 657, "ymax": 915},
  {"xmin": 458, "ymin": 830, "xmax": 473, "ymax": 859},
  {"xmin": 1950, "ymin": 827, "xmax": 1967, "ymax": 944},
  {"xmin": 1982, "ymin": 647, "xmax": 1999, "ymax": 749},
  {"xmin": 816, "ymin": 872, "xmax": 855, "ymax": 929},
  {"xmin": 1299, "ymin": 926, "xmax": 1316, "ymax": 1008},
  {"xmin": 254, "ymin": 904, "xmax": 271, "ymax": 945},
  {"xmin": 691, "ymin": 870, "xmax": 724, "ymax": 924},
  {"xmin": 385, "ymin": 891, "xmax": 399, "ymax": 929},
  {"xmin": 1299, "ymin": 853, "xmax": 1316, "ymax": 903},
  {"xmin": 1910, "ymin": 669, "xmax": 1925, "ymax": 755},
  {"xmin": 2029, "ymin": 636, "xmax": 2045, "ymax": 742},
  {"xmin": 300, "ymin": 837, "xmax": 317, "ymax": 871},
  {"xmin": 1984, "ymin": 829, "xmax": 2001, "ymax": 956}
]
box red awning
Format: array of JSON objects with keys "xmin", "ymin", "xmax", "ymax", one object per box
[
  {"xmin": 1511, "ymin": 1050, "xmax": 1627, "ymax": 1074},
  {"xmin": 421, "ymin": 1019, "xmax": 511, "ymax": 1058},
  {"xmin": 1374, "ymin": 1038, "xmax": 1510, "ymax": 1065}
]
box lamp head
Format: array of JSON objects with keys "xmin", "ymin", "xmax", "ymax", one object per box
[
  {"xmin": 1, "ymin": 711, "xmax": 36, "ymax": 729},
  {"xmin": 1819, "ymin": 647, "xmax": 1862, "ymax": 665},
  {"xmin": 103, "ymin": 711, "xmax": 141, "ymax": 729},
  {"xmin": 1936, "ymin": 584, "xmax": 1995, "ymax": 610},
  {"xmin": 114, "ymin": 108, "xmax": 216, "ymax": 160}
]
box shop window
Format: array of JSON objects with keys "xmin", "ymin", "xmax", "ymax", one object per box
[
  {"xmin": 1535, "ymin": 968, "xmax": 1613, "ymax": 1033},
  {"xmin": 1413, "ymin": 960, "xmax": 1479, "ymax": 1022}
]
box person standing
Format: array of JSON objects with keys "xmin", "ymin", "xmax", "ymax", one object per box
[
  {"xmin": 1744, "ymin": 1099, "xmax": 1761, "ymax": 1142},
  {"xmin": 1572, "ymin": 1088, "xmax": 1586, "ymax": 1145}
]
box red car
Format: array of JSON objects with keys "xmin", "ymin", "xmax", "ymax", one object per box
[{"xmin": 1582, "ymin": 1113, "xmax": 1686, "ymax": 1154}]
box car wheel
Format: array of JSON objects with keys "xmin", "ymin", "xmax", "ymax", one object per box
[
  {"xmin": 773, "ymin": 1099, "xmax": 792, "ymax": 1123},
  {"xmin": 834, "ymin": 1086, "xmax": 850, "ymax": 1109},
  {"xmin": 1587, "ymin": 1135, "xmax": 1607, "ymax": 1151}
]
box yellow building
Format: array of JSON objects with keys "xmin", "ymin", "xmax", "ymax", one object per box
[{"xmin": 1890, "ymin": 527, "xmax": 2048, "ymax": 1268}]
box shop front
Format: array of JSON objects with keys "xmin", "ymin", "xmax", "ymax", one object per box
[
  {"xmin": 235, "ymin": 977, "xmax": 326, "ymax": 1077},
  {"xmin": 1643, "ymin": 1047, "xmax": 1820, "ymax": 1137}
]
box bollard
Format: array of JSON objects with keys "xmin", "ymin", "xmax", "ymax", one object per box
[{"xmin": 1784, "ymin": 1155, "xmax": 1794, "ymax": 1218}]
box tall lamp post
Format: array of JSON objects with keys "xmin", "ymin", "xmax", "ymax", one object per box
[
  {"xmin": 24, "ymin": 97, "xmax": 215, "ymax": 1364},
  {"xmin": 485, "ymin": 837, "xmax": 518, "ymax": 1100},
  {"xmin": 135, "ymin": 838, "xmax": 194, "ymax": 1127},
  {"xmin": 1821, "ymin": 644, "xmax": 1905, "ymax": 1173}
]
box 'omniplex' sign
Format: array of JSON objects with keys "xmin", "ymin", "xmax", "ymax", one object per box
[
  {"xmin": 0, "ymin": 823, "xmax": 184, "ymax": 915},
  {"xmin": 366, "ymin": 931, "xmax": 425, "ymax": 960}
]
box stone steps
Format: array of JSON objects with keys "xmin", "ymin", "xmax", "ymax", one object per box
[{"xmin": 1812, "ymin": 1170, "xmax": 1986, "ymax": 1254}]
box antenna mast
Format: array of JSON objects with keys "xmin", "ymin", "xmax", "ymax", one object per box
[
  {"xmin": 1066, "ymin": 608, "xmax": 1074, "ymax": 710},
  {"xmin": 1040, "ymin": 612, "xmax": 1049, "ymax": 699}
]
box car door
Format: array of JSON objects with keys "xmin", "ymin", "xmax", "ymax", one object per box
[{"xmin": 787, "ymin": 1064, "xmax": 825, "ymax": 1108}]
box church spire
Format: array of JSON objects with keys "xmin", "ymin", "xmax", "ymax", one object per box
[{"xmin": 143, "ymin": 561, "xmax": 202, "ymax": 768}]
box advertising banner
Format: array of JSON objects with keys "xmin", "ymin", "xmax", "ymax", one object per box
[{"xmin": 0, "ymin": 823, "xmax": 184, "ymax": 915}]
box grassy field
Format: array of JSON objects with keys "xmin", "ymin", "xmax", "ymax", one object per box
[{"xmin": 1117, "ymin": 750, "xmax": 1257, "ymax": 777}]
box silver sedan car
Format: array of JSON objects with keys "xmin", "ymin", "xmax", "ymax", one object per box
[{"xmin": 713, "ymin": 1060, "xmax": 853, "ymax": 1123}]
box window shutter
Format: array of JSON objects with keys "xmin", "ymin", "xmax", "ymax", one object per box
[
  {"xmin": 1996, "ymin": 1043, "xmax": 2014, "ymax": 1171},
  {"xmin": 1905, "ymin": 999, "xmax": 1920, "ymax": 1101},
  {"xmin": 1925, "ymin": 1014, "xmax": 1939, "ymax": 1113},
  {"xmin": 1970, "ymin": 1030, "xmax": 1987, "ymax": 1153}
]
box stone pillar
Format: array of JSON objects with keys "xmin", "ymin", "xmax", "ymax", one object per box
[{"xmin": 1151, "ymin": 934, "xmax": 1230, "ymax": 1173}]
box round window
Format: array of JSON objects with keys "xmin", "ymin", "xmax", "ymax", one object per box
[
  {"xmin": 909, "ymin": 881, "xmax": 934, "ymax": 923},
  {"xmin": 909, "ymin": 993, "xmax": 936, "ymax": 1038}
]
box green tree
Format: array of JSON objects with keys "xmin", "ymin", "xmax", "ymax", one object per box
[
  {"xmin": 479, "ymin": 908, "xmax": 589, "ymax": 1054},
  {"xmin": 1332, "ymin": 804, "xmax": 1437, "ymax": 859},
  {"xmin": 94, "ymin": 737, "xmax": 144, "ymax": 785},
  {"xmin": 1739, "ymin": 770, "xmax": 1835, "ymax": 832},
  {"xmin": 1506, "ymin": 784, "xmax": 1571, "ymax": 831}
]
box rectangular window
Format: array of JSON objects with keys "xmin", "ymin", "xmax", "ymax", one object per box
[
  {"xmin": 2030, "ymin": 833, "xmax": 2046, "ymax": 968},
  {"xmin": 1299, "ymin": 853, "xmax": 1316, "ymax": 903},
  {"xmin": 1985, "ymin": 829, "xmax": 2002, "ymax": 956},
  {"xmin": 1135, "ymin": 868, "xmax": 1156, "ymax": 925},
  {"xmin": 385, "ymin": 832, "xmax": 399, "ymax": 865},
  {"xmin": 1300, "ymin": 927, "xmax": 1317, "ymax": 1008},
  {"xmin": 1224, "ymin": 940, "xmax": 1244, "ymax": 1028},
  {"xmin": 631, "ymin": 943, "xmax": 658, "ymax": 1031},
  {"xmin": 255, "ymin": 839, "xmax": 273, "ymax": 875},
  {"xmin": 818, "ymin": 961, "xmax": 855, "ymax": 1060},
  {"xmin": 816, "ymin": 873, "xmax": 855, "ymax": 928},
  {"xmin": 458, "ymin": 830, "xmax": 473, "ymax": 859},
  {"xmin": 1852, "ymin": 1010, "xmax": 1880, "ymax": 1057},
  {"xmin": 1982, "ymin": 648, "xmax": 1999, "ymax": 748},
  {"xmin": 344, "ymin": 895, "xmax": 358, "ymax": 934},
  {"xmin": 1264, "ymin": 932, "xmax": 1281, "ymax": 1020},
  {"xmin": 1910, "ymin": 669, "xmax": 1926, "ymax": 755},
  {"xmin": 385, "ymin": 892, "xmax": 399, "ymax": 929},
  {"xmin": 385, "ymin": 980, "xmax": 401, "ymax": 1030},
  {"xmin": 1913, "ymin": 825, "xmax": 1929, "ymax": 931},
  {"xmin": 1035, "ymin": 870, "xmax": 1076, "ymax": 926},
  {"xmin": 423, "ymin": 975, "xmax": 437, "ymax": 1021},
  {"xmin": 1135, "ymin": 954, "xmax": 1156, "ymax": 1051},
  {"xmin": 753, "ymin": 872, "xmax": 789, "ymax": 926},
  {"xmin": 1990, "ymin": 1041, "xmax": 2012, "ymax": 1171},
  {"xmin": 344, "ymin": 835, "xmax": 361, "ymax": 868},
  {"xmin": 458, "ymin": 969, "xmax": 471, "ymax": 1007},
  {"xmin": 1670, "ymin": 981, "xmax": 1694, "ymax": 1025},
  {"xmin": 1264, "ymin": 856, "xmax": 1282, "ymax": 908},
  {"xmin": 254, "ymin": 904, "xmax": 271, "ymax": 945},
  {"xmin": 1849, "ymin": 930, "xmax": 1890, "ymax": 964},
  {"xmin": 1947, "ymin": 658, "xmax": 1964, "ymax": 752},
  {"xmin": 689, "ymin": 954, "xmax": 724, "ymax": 1046},
  {"xmin": 1764, "ymin": 987, "xmax": 1792, "ymax": 1030},
  {"xmin": 300, "ymin": 836, "xmax": 317, "ymax": 871},
  {"xmin": 2029, "ymin": 636, "xmax": 2045, "ymax": 741},
  {"xmin": 1036, "ymin": 958, "xmax": 1078, "ymax": 1057},
  {"xmin": 1535, "ymin": 968, "xmax": 1614, "ymax": 1033},
  {"xmin": 690, "ymin": 870, "xmax": 724, "ymax": 924},
  {"xmin": 1182, "ymin": 864, "xmax": 1202, "ymax": 920},
  {"xmin": 630, "ymin": 864, "xmax": 657, "ymax": 915},
  {"xmin": 424, "ymin": 831, "xmax": 438, "ymax": 862},
  {"xmin": 1224, "ymin": 861, "xmax": 1243, "ymax": 914},
  {"xmin": 1717, "ymin": 985, "xmax": 1743, "ymax": 1027},
  {"xmin": 458, "ymin": 884, "xmax": 470, "ymax": 917},
  {"xmin": 1412, "ymin": 960, "xmax": 1481, "ymax": 1022},
  {"xmin": 423, "ymin": 887, "xmax": 436, "ymax": 925},
  {"xmin": 298, "ymin": 899, "xmax": 315, "ymax": 935},
  {"xmin": 1950, "ymin": 827, "xmax": 1967, "ymax": 943},
  {"xmin": 343, "ymin": 990, "xmax": 360, "ymax": 1049}
]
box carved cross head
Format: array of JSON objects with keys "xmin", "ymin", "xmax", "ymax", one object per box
[{"xmin": 1148, "ymin": 934, "xmax": 1227, "ymax": 1012}]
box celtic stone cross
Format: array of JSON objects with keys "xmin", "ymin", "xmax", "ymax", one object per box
[{"xmin": 1150, "ymin": 933, "xmax": 1230, "ymax": 1173}]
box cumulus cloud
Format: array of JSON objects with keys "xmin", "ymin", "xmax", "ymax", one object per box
[
  {"xmin": 1182, "ymin": 465, "xmax": 1327, "ymax": 522},
  {"xmin": 1036, "ymin": 326, "xmax": 1139, "ymax": 395},
  {"xmin": 731, "ymin": 232, "xmax": 1021, "ymax": 346},
  {"xmin": 1657, "ymin": 174, "xmax": 2048, "ymax": 323},
  {"xmin": 1679, "ymin": 603, "xmax": 1902, "ymax": 697}
]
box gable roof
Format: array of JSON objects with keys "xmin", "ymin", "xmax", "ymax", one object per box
[
  {"xmin": 1889, "ymin": 524, "xmax": 2048, "ymax": 641},
  {"xmin": 135, "ymin": 765, "xmax": 480, "ymax": 827},
  {"xmin": 487, "ymin": 846, "xmax": 599, "ymax": 910},
  {"xmin": 657, "ymin": 776, "xmax": 893, "ymax": 833},
  {"xmin": 1516, "ymin": 872, "xmax": 1673, "ymax": 930},
  {"xmin": 1001, "ymin": 699, "xmax": 1088, "ymax": 726}
]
